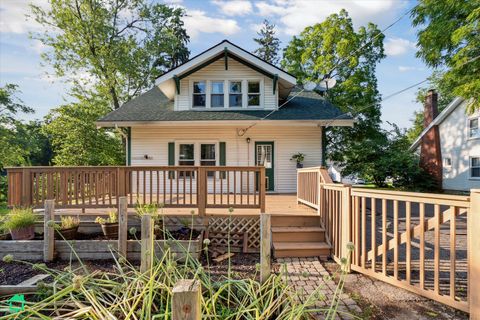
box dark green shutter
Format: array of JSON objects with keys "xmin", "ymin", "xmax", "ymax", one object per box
[
  {"xmin": 168, "ymin": 142, "xmax": 175, "ymax": 178},
  {"xmin": 219, "ymin": 142, "xmax": 226, "ymax": 178}
]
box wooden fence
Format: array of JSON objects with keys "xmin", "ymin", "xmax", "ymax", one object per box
[
  {"xmin": 297, "ymin": 168, "xmax": 479, "ymax": 316},
  {"xmin": 6, "ymin": 166, "xmax": 266, "ymax": 215}
]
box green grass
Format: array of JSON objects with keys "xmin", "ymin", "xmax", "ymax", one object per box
[{"xmin": 0, "ymin": 203, "xmax": 8, "ymax": 215}]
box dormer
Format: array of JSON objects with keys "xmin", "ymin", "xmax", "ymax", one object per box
[{"xmin": 155, "ymin": 40, "xmax": 297, "ymax": 111}]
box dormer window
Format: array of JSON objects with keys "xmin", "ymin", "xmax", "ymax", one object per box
[
  {"xmin": 248, "ymin": 81, "xmax": 260, "ymax": 107},
  {"xmin": 229, "ymin": 81, "xmax": 242, "ymax": 107},
  {"xmin": 211, "ymin": 81, "xmax": 224, "ymax": 108},
  {"xmin": 193, "ymin": 81, "xmax": 206, "ymax": 108}
]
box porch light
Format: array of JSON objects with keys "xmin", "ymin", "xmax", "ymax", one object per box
[{"xmin": 246, "ymin": 137, "xmax": 251, "ymax": 144}]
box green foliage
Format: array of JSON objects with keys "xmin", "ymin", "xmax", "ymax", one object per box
[
  {"xmin": 2, "ymin": 208, "xmax": 37, "ymax": 231},
  {"xmin": 290, "ymin": 152, "xmax": 305, "ymax": 164},
  {"xmin": 58, "ymin": 216, "xmax": 80, "ymax": 230},
  {"xmin": 95, "ymin": 209, "xmax": 118, "ymax": 225},
  {"xmin": 31, "ymin": 0, "xmax": 190, "ymax": 109},
  {"xmin": 412, "ymin": 0, "xmax": 480, "ymax": 112},
  {"xmin": 43, "ymin": 97, "xmax": 124, "ymax": 165},
  {"xmin": 342, "ymin": 125, "xmax": 435, "ymax": 190},
  {"xmin": 281, "ymin": 9, "xmax": 385, "ymax": 172},
  {"xmin": 407, "ymin": 71, "xmax": 457, "ymax": 143},
  {"xmin": 253, "ymin": 19, "xmax": 281, "ymax": 64}
]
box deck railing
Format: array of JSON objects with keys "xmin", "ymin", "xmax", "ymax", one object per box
[
  {"xmin": 297, "ymin": 168, "xmax": 479, "ymax": 316},
  {"xmin": 6, "ymin": 166, "xmax": 266, "ymax": 214}
]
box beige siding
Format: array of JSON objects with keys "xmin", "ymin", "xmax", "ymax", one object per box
[
  {"xmin": 175, "ymin": 58, "xmax": 277, "ymax": 110},
  {"xmin": 131, "ymin": 125, "xmax": 322, "ymax": 193}
]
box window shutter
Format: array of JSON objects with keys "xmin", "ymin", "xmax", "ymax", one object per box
[
  {"xmin": 219, "ymin": 142, "xmax": 226, "ymax": 178},
  {"xmin": 168, "ymin": 142, "xmax": 175, "ymax": 179}
]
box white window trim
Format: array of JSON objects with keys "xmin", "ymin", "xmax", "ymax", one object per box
[
  {"xmin": 443, "ymin": 156, "xmax": 452, "ymax": 169},
  {"xmin": 175, "ymin": 141, "xmax": 219, "ymax": 167},
  {"xmin": 468, "ymin": 116, "xmax": 480, "ymax": 140},
  {"xmin": 469, "ymin": 156, "xmax": 480, "ymax": 180},
  {"xmin": 188, "ymin": 78, "xmax": 264, "ymax": 110},
  {"xmin": 247, "ymin": 80, "xmax": 263, "ymax": 108}
]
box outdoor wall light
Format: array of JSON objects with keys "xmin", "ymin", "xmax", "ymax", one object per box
[{"xmin": 246, "ymin": 137, "xmax": 251, "ymax": 144}]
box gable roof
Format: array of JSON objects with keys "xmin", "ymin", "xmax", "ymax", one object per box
[
  {"xmin": 97, "ymin": 86, "xmax": 353, "ymax": 126},
  {"xmin": 409, "ymin": 97, "xmax": 465, "ymax": 151},
  {"xmin": 155, "ymin": 40, "xmax": 296, "ymax": 100}
]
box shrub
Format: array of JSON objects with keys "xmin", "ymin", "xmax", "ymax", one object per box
[{"xmin": 3, "ymin": 207, "xmax": 37, "ymax": 231}]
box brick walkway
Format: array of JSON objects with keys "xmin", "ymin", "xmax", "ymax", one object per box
[{"xmin": 277, "ymin": 257, "xmax": 361, "ymax": 319}]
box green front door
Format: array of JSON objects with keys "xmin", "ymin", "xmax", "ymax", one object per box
[{"xmin": 255, "ymin": 141, "xmax": 274, "ymax": 191}]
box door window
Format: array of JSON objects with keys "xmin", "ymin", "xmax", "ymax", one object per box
[{"xmin": 256, "ymin": 145, "xmax": 272, "ymax": 169}]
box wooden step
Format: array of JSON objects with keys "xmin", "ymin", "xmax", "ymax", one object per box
[
  {"xmin": 272, "ymin": 226, "xmax": 325, "ymax": 242},
  {"xmin": 271, "ymin": 215, "xmax": 320, "ymax": 227},
  {"xmin": 273, "ymin": 241, "xmax": 331, "ymax": 258}
]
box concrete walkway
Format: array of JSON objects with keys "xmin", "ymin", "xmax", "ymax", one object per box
[{"xmin": 277, "ymin": 257, "xmax": 361, "ymax": 319}]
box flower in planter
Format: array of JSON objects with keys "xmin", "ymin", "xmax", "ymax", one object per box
[
  {"xmin": 3, "ymin": 208, "xmax": 37, "ymax": 240},
  {"xmin": 95, "ymin": 210, "xmax": 119, "ymax": 239},
  {"xmin": 58, "ymin": 216, "xmax": 80, "ymax": 230},
  {"xmin": 95, "ymin": 209, "xmax": 118, "ymax": 225}
]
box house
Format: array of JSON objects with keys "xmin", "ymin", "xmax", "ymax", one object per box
[
  {"xmin": 410, "ymin": 90, "xmax": 480, "ymax": 192},
  {"xmin": 96, "ymin": 40, "xmax": 353, "ymax": 193}
]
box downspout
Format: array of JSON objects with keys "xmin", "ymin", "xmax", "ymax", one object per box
[{"xmin": 115, "ymin": 125, "xmax": 131, "ymax": 166}]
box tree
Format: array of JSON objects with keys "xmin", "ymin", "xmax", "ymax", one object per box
[
  {"xmin": 43, "ymin": 96, "xmax": 124, "ymax": 166},
  {"xmin": 412, "ymin": 0, "xmax": 480, "ymax": 113},
  {"xmin": 281, "ymin": 10, "xmax": 385, "ymax": 169},
  {"xmin": 253, "ymin": 20, "xmax": 281, "ymax": 64},
  {"xmin": 406, "ymin": 71, "xmax": 456, "ymax": 142},
  {"xmin": 31, "ymin": 0, "xmax": 190, "ymax": 110}
]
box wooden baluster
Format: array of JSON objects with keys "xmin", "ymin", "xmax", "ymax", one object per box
[
  {"xmin": 247, "ymin": 171, "xmax": 250, "ymax": 205},
  {"xmin": 169, "ymin": 169, "xmax": 173, "ymax": 205},
  {"xmin": 157, "ymin": 170, "xmax": 160, "ymax": 204},
  {"xmin": 419, "ymin": 202, "xmax": 425, "ymax": 289},
  {"xmin": 220, "ymin": 169, "xmax": 223, "ymax": 205},
  {"xmin": 183, "ymin": 170, "xmax": 186, "ymax": 205},
  {"xmin": 450, "ymin": 206, "xmax": 457, "ymax": 300},
  {"xmin": 382, "ymin": 199, "xmax": 387, "ymax": 275},
  {"xmin": 406, "ymin": 201, "xmax": 411, "ymax": 284},
  {"xmin": 143, "ymin": 170, "xmax": 147, "ymax": 205},
  {"xmin": 434, "ymin": 204, "xmax": 440, "ymax": 294},
  {"xmin": 355, "ymin": 196, "xmax": 360, "ymax": 266},
  {"xmin": 109, "ymin": 171, "xmax": 113, "ymax": 206},
  {"xmin": 150, "ymin": 170, "xmax": 153, "ymax": 204},
  {"xmin": 176, "ymin": 169, "xmax": 179, "ymax": 205},
  {"xmin": 233, "ymin": 170, "xmax": 237, "ymax": 204},
  {"xmin": 393, "ymin": 200, "xmax": 399, "ymax": 280},
  {"xmin": 190, "ymin": 170, "xmax": 193, "ymax": 204},
  {"xmin": 240, "ymin": 171, "xmax": 243, "ymax": 205},
  {"xmin": 371, "ymin": 197, "xmax": 376, "ymax": 272},
  {"xmin": 163, "ymin": 170, "xmax": 166, "ymax": 205},
  {"xmin": 361, "ymin": 196, "xmax": 366, "ymax": 268},
  {"xmin": 227, "ymin": 171, "xmax": 230, "ymax": 206}
]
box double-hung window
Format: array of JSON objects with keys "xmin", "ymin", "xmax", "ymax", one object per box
[
  {"xmin": 193, "ymin": 81, "xmax": 206, "ymax": 108},
  {"xmin": 229, "ymin": 81, "xmax": 242, "ymax": 107},
  {"xmin": 469, "ymin": 117, "xmax": 479, "ymax": 138},
  {"xmin": 211, "ymin": 81, "xmax": 224, "ymax": 108},
  {"xmin": 471, "ymin": 157, "xmax": 480, "ymax": 178},
  {"xmin": 248, "ymin": 81, "xmax": 260, "ymax": 107}
]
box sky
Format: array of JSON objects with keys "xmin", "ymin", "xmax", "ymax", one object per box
[{"xmin": 0, "ymin": 0, "xmax": 433, "ymax": 130}]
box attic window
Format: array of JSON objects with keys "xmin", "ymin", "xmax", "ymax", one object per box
[
  {"xmin": 193, "ymin": 81, "xmax": 206, "ymax": 108},
  {"xmin": 248, "ymin": 81, "xmax": 260, "ymax": 107},
  {"xmin": 211, "ymin": 81, "xmax": 224, "ymax": 108}
]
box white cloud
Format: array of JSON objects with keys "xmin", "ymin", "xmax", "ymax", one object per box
[
  {"xmin": 384, "ymin": 37, "xmax": 416, "ymax": 56},
  {"xmin": 212, "ymin": 0, "xmax": 252, "ymax": 16},
  {"xmin": 398, "ymin": 65, "xmax": 424, "ymax": 72},
  {"xmin": 163, "ymin": 0, "xmax": 183, "ymax": 4},
  {"xmin": 251, "ymin": 0, "xmax": 408, "ymax": 36},
  {"xmin": 183, "ymin": 10, "xmax": 240, "ymax": 39},
  {"xmin": 0, "ymin": 0, "xmax": 49, "ymax": 34}
]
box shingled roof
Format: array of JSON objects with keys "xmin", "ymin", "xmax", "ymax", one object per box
[{"xmin": 97, "ymin": 87, "xmax": 352, "ymax": 124}]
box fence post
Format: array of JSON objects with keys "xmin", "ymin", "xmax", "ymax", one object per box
[
  {"xmin": 140, "ymin": 214, "xmax": 154, "ymax": 273},
  {"xmin": 260, "ymin": 213, "xmax": 271, "ymax": 283},
  {"xmin": 259, "ymin": 168, "xmax": 266, "ymax": 213},
  {"xmin": 469, "ymin": 189, "xmax": 480, "ymax": 319},
  {"xmin": 172, "ymin": 279, "xmax": 201, "ymax": 320},
  {"xmin": 341, "ymin": 185, "xmax": 352, "ymax": 272},
  {"xmin": 197, "ymin": 167, "xmax": 206, "ymax": 216},
  {"xmin": 43, "ymin": 200, "xmax": 55, "ymax": 262},
  {"xmin": 118, "ymin": 196, "xmax": 128, "ymax": 258},
  {"xmin": 21, "ymin": 168, "xmax": 31, "ymax": 207}
]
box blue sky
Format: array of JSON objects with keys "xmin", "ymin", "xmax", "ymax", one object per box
[{"xmin": 0, "ymin": 0, "xmax": 433, "ymax": 130}]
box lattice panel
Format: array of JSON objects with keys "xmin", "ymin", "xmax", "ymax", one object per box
[{"xmin": 207, "ymin": 216, "xmax": 260, "ymax": 252}]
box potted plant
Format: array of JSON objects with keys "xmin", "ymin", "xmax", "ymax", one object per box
[
  {"xmin": 3, "ymin": 208, "xmax": 37, "ymax": 240},
  {"xmin": 55, "ymin": 216, "xmax": 80, "ymax": 240},
  {"xmin": 291, "ymin": 152, "xmax": 305, "ymax": 168},
  {"xmin": 95, "ymin": 209, "xmax": 118, "ymax": 239}
]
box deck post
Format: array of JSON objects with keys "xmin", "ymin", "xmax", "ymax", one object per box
[
  {"xmin": 43, "ymin": 199, "xmax": 55, "ymax": 262},
  {"xmin": 260, "ymin": 213, "xmax": 271, "ymax": 283},
  {"xmin": 341, "ymin": 185, "xmax": 352, "ymax": 272},
  {"xmin": 197, "ymin": 167, "xmax": 206, "ymax": 216},
  {"xmin": 259, "ymin": 167, "xmax": 266, "ymax": 213},
  {"xmin": 118, "ymin": 196, "xmax": 128, "ymax": 258},
  {"xmin": 469, "ymin": 189, "xmax": 480, "ymax": 319},
  {"xmin": 140, "ymin": 214, "xmax": 154, "ymax": 273},
  {"xmin": 172, "ymin": 279, "xmax": 201, "ymax": 320}
]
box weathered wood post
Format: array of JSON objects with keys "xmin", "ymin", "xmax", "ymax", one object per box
[
  {"xmin": 341, "ymin": 185, "xmax": 352, "ymax": 272},
  {"xmin": 43, "ymin": 200, "xmax": 55, "ymax": 262},
  {"xmin": 118, "ymin": 196, "xmax": 128, "ymax": 258},
  {"xmin": 172, "ymin": 279, "xmax": 201, "ymax": 320},
  {"xmin": 469, "ymin": 189, "xmax": 480, "ymax": 319},
  {"xmin": 140, "ymin": 214, "xmax": 154, "ymax": 273},
  {"xmin": 260, "ymin": 213, "xmax": 271, "ymax": 283}
]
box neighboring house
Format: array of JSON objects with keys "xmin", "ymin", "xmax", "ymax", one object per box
[
  {"xmin": 410, "ymin": 90, "xmax": 480, "ymax": 192},
  {"xmin": 97, "ymin": 40, "xmax": 353, "ymax": 193}
]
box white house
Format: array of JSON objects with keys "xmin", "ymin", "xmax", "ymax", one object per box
[
  {"xmin": 410, "ymin": 93, "xmax": 480, "ymax": 192},
  {"xmin": 97, "ymin": 40, "xmax": 353, "ymax": 193}
]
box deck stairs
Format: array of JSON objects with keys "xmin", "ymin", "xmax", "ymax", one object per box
[{"xmin": 271, "ymin": 214, "xmax": 331, "ymax": 259}]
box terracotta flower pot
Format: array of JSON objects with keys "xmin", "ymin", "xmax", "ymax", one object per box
[
  {"xmin": 101, "ymin": 223, "xmax": 118, "ymax": 239},
  {"xmin": 10, "ymin": 226, "xmax": 35, "ymax": 240},
  {"xmin": 55, "ymin": 226, "xmax": 79, "ymax": 240}
]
